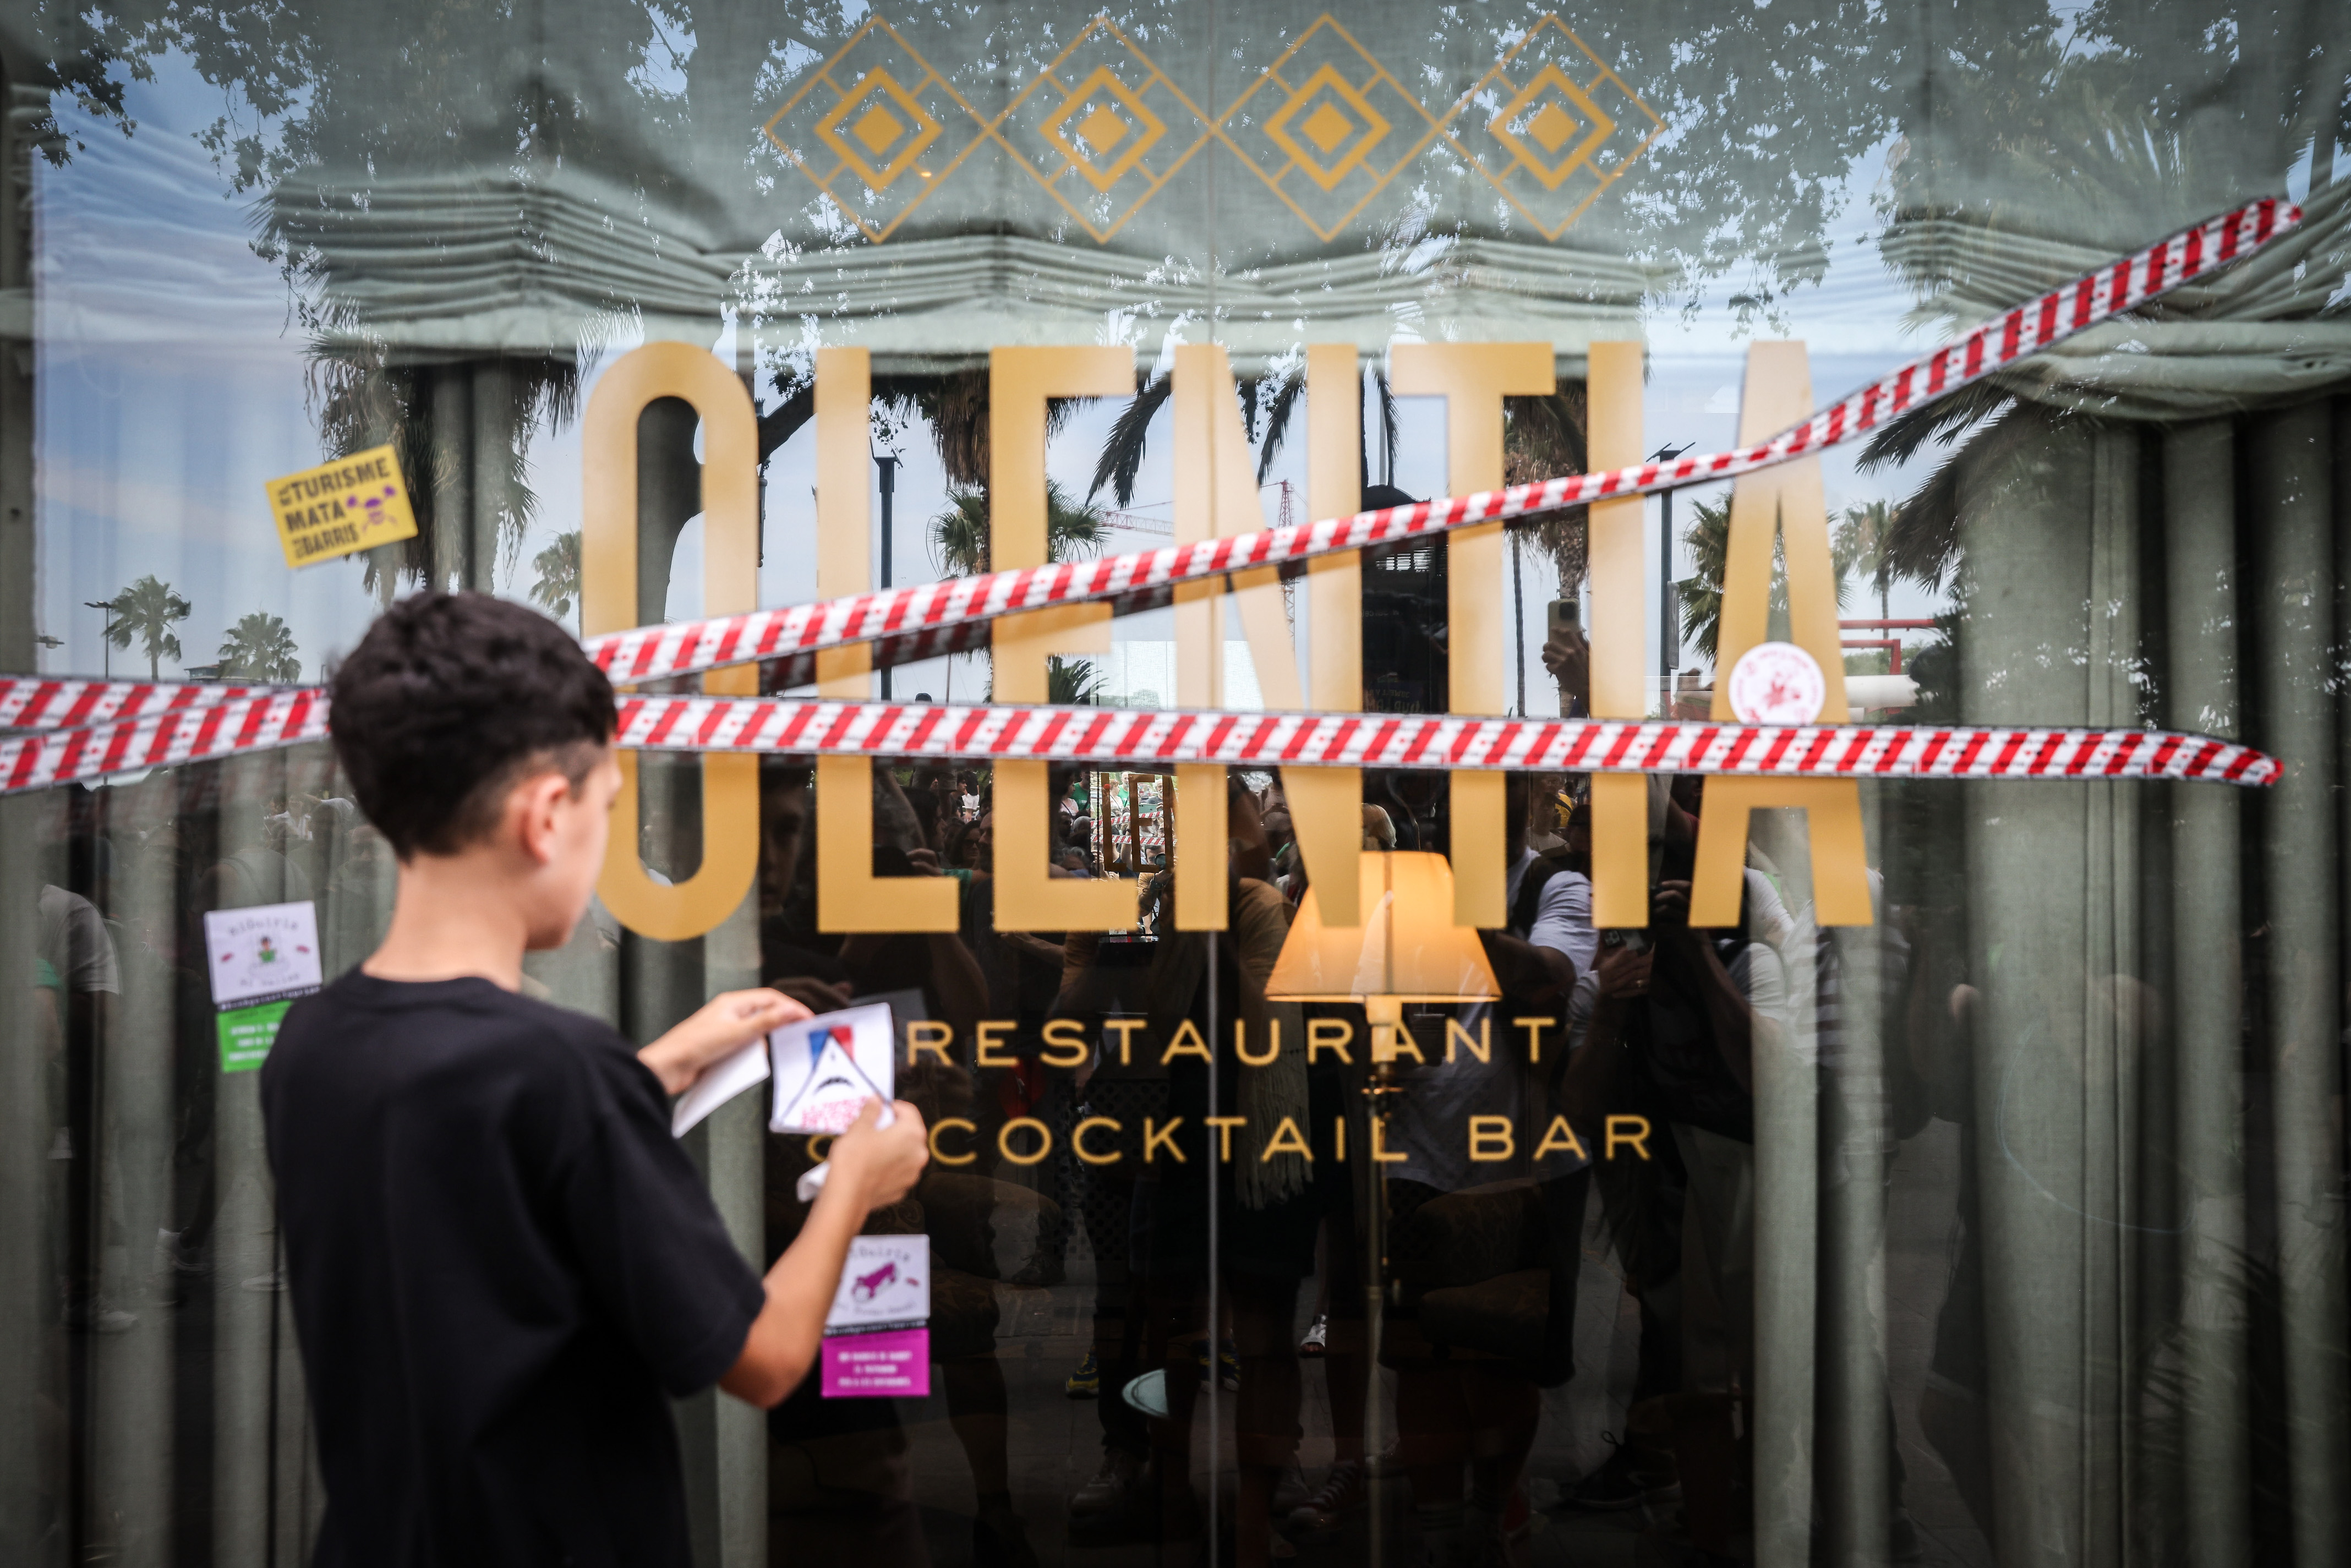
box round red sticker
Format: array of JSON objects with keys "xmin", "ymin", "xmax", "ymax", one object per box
[{"xmin": 1726, "ymin": 642, "xmax": 1828, "ymax": 725}]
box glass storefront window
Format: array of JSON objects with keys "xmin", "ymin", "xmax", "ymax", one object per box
[{"xmin": 1, "ymin": 4, "xmax": 2345, "ymax": 1567}]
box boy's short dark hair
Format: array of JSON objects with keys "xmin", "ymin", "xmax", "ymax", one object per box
[{"xmin": 329, "ymin": 592, "xmax": 616, "ymax": 860}]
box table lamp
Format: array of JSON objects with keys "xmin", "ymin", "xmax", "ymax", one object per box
[
  {"xmin": 1264, "ymin": 849, "xmax": 1498, "ymax": 1501},
  {"xmin": 1264, "ymin": 850, "xmax": 1501, "ymax": 1050}
]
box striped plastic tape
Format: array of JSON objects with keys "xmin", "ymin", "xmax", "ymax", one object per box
[
  {"xmin": 581, "ymin": 197, "xmax": 2298, "ymax": 688},
  {"xmin": 0, "ymin": 195, "xmax": 2299, "ymax": 794},
  {"xmin": 0, "ymin": 687, "xmax": 2277, "ymax": 795}
]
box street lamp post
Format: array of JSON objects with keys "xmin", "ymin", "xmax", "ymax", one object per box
[
  {"xmin": 876, "ymin": 452, "xmax": 898, "ymax": 701},
  {"xmin": 84, "ymin": 599, "xmax": 118, "ymax": 679},
  {"xmin": 1649, "ymin": 444, "xmax": 1693, "ymax": 711},
  {"xmin": 1512, "ymin": 531, "xmax": 1525, "ymax": 717}
]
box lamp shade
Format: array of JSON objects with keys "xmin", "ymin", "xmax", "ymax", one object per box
[{"xmin": 1265, "ymin": 851, "xmax": 1501, "ymax": 1006}]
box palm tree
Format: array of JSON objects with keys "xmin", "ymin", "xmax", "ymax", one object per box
[
  {"xmin": 1084, "ymin": 364, "xmax": 1408, "ymax": 507},
  {"xmin": 1084, "ymin": 370, "xmax": 1590, "ymax": 602},
  {"xmin": 1676, "ymin": 496, "xmax": 1854, "ymax": 666},
  {"xmin": 1087, "ymin": 371, "xmax": 1176, "ymax": 507},
  {"xmin": 531, "ymin": 530, "xmax": 582, "ymax": 625},
  {"xmin": 1676, "ymin": 498, "xmax": 1733, "ymax": 665},
  {"xmin": 97, "ymin": 575, "xmax": 192, "ymax": 679},
  {"xmin": 216, "ymin": 611, "xmax": 302, "ymax": 682},
  {"xmin": 933, "ymin": 483, "xmax": 1106, "ymax": 702},
  {"xmin": 1047, "ymin": 656, "xmax": 1099, "ymax": 706},
  {"xmin": 1503, "ymin": 387, "xmax": 1593, "ymax": 596},
  {"xmin": 1836, "ymin": 500, "xmax": 1897, "ymax": 622},
  {"xmin": 929, "ymin": 482, "xmax": 1107, "ymax": 578}
]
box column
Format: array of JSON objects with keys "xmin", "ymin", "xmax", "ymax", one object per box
[
  {"xmin": 2162, "ymin": 418, "xmax": 2249, "ymax": 1568},
  {"xmin": 2251, "ymin": 402, "xmax": 2348, "ymax": 1566}
]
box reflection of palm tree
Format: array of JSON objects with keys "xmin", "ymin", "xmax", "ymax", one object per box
[
  {"xmin": 1086, "ymin": 372, "xmax": 1176, "ymax": 507},
  {"xmin": 933, "ymin": 483, "xmax": 1106, "ymax": 701},
  {"xmin": 1085, "ymin": 365, "xmax": 1404, "ymax": 507},
  {"xmin": 1083, "ymin": 367, "xmax": 1592, "ymax": 597},
  {"xmin": 1859, "ymin": 32, "xmax": 2251, "ymax": 593},
  {"xmin": 1836, "ymin": 500, "xmax": 1896, "ymax": 621},
  {"xmin": 97, "ymin": 576, "xmax": 192, "ymax": 679},
  {"xmin": 1676, "ymin": 498, "xmax": 1732, "ymax": 664},
  {"xmin": 216, "ymin": 611, "xmax": 302, "ymax": 682},
  {"xmin": 1046, "ymin": 657, "xmax": 1098, "ymax": 705},
  {"xmin": 929, "ymin": 483, "xmax": 1106, "ymax": 577},
  {"xmin": 310, "ymin": 341, "xmax": 576, "ymax": 605},
  {"xmin": 1503, "ymin": 389, "xmax": 1593, "ymax": 595},
  {"xmin": 531, "ymin": 531, "xmax": 582, "ymax": 625},
  {"xmin": 1675, "ymin": 496, "xmax": 1853, "ymax": 665}
]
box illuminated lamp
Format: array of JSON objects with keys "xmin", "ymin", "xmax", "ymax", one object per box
[{"xmin": 1264, "ymin": 850, "xmax": 1501, "ymax": 1041}]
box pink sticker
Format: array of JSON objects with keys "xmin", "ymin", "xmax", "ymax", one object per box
[{"xmin": 821, "ymin": 1328, "xmax": 930, "ymax": 1398}]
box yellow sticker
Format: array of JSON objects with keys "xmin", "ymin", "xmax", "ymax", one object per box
[{"xmin": 265, "ymin": 444, "xmax": 417, "ymax": 568}]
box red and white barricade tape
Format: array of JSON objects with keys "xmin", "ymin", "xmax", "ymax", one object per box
[
  {"xmin": 0, "ymin": 688, "xmax": 2278, "ymax": 794},
  {"xmin": 0, "ymin": 195, "xmax": 2298, "ymax": 794},
  {"xmin": 579, "ymin": 196, "xmax": 2298, "ymax": 687},
  {"xmin": 0, "ymin": 675, "xmax": 299, "ymax": 733},
  {"xmin": 1, "ymin": 689, "xmax": 331, "ymax": 793},
  {"xmin": 613, "ymin": 697, "xmax": 2276, "ymax": 785}
]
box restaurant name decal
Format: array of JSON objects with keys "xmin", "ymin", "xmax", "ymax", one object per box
[{"xmin": 0, "ymin": 197, "xmax": 2298, "ymax": 949}]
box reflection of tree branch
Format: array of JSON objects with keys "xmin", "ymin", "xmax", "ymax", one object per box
[
  {"xmin": 1088, "ymin": 369, "xmax": 1171, "ymax": 506},
  {"xmin": 1254, "ymin": 369, "xmax": 1303, "ymax": 485},
  {"xmin": 758, "ymin": 382, "xmax": 816, "ymax": 466}
]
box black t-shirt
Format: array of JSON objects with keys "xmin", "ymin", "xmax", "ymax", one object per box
[{"xmin": 261, "ymin": 973, "xmax": 767, "ymax": 1568}]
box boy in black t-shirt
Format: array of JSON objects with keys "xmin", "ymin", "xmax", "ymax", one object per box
[{"xmin": 263, "ymin": 592, "xmax": 927, "ymax": 1568}]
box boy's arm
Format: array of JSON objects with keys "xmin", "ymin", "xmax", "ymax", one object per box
[
  {"xmin": 638, "ymin": 988, "xmax": 802, "ymax": 1095},
  {"xmin": 720, "ymin": 1097, "xmax": 930, "ymax": 1408}
]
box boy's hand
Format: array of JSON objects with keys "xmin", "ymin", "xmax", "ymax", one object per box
[
  {"xmin": 640, "ymin": 988, "xmax": 806, "ymax": 1096},
  {"xmin": 823, "ymin": 1098, "xmax": 928, "ymax": 1212},
  {"xmin": 774, "ymin": 976, "xmax": 853, "ymax": 1016},
  {"xmin": 721, "ymin": 1095, "xmax": 931, "ymax": 1409}
]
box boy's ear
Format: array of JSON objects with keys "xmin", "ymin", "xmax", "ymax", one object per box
[{"xmin": 513, "ymin": 769, "xmax": 581, "ymax": 865}]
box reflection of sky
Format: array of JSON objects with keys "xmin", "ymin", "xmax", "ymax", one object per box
[
  {"xmin": 35, "ymin": 64, "xmax": 395, "ymax": 679},
  {"xmin": 39, "ymin": 54, "xmax": 1951, "ymax": 706}
]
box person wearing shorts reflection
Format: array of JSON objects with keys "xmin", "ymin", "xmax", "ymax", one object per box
[{"xmin": 261, "ymin": 592, "xmax": 928, "ymax": 1568}]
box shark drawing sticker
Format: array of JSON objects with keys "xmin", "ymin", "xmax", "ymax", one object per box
[{"xmin": 769, "ymin": 1002, "xmax": 895, "ymax": 1135}]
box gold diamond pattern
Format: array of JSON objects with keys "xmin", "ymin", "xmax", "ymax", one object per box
[
  {"xmin": 761, "ymin": 18, "xmax": 988, "ymax": 243},
  {"xmin": 1078, "ymin": 104, "xmax": 1130, "ymax": 154},
  {"xmin": 1303, "ymin": 103, "xmax": 1352, "ymax": 154},
  {"xmin": 1487, "ymin": 64, "xmax": 1615, "ymax": 191},
  {"xmin": 1217, "ymin": 18, "xmax": 1442, "ymax": 242},
  {"xmin": 814, "ymin": 68, "xmax": 943, "ymax": 189},
  {"xmin": 1526, "ymin": 100, "xmax": 1579, "ymax": 155},
  {"xmin": 758, "ymin": 12, "xmax": 1660, "ymax": 247},
  {"xmin": 852, "ymin": 104, "xmax": 907, "ymax": 156},
  {"xmin": 996, "ymin": 19, "xmax": 1212, "ymax": 243},
  {"xmin": 1038, "ymin": 65, "xmax": 1169, "ymax": 193},
  {"xmin": 1439, "ymin": 15, "xmax": 1661, "ymax": 239},
  {"xmin": 1260, "ymin": 63, "xmax": 1392, "ymax": 193}
]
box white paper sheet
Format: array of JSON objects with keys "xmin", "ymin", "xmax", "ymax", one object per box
[
  {"xmin": 790, "ymin": 1097, "xmax": 898, "ymax": 1203},
  {"xmin": 669, "ymin": 1037, "xmax": 772, "ymax": 1138}
]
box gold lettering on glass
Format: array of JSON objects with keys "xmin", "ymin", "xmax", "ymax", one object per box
[{"xmin": 582, "ymin": 343, "xmax": 761, "ymax": 942}]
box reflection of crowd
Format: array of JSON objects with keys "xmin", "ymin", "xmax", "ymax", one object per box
[
  {"xmin": 743, "ymin": 731, "xmax": 1906, "ymax": 1568},
  {"xmin": 23, "ymin": 686, "xmax": 1983, "ymax": 1567},
  {"xmin": 29, "ymin": 768, "xmax": 397, "ymax": 1347}
]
